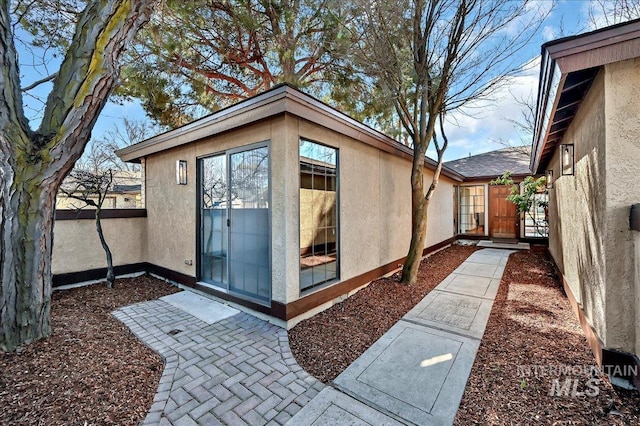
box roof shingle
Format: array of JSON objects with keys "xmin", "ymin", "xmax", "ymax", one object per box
[{"xmin": 444, "ymin": 147, "xmax": 532, "ymax": 179}]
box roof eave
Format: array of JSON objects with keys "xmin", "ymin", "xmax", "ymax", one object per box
[
  {"xmin": 531, "ymin": 19, "xmax": 640, "ymax": 174},
  {"xmin": 117, "ymin": 85, "xmax": 464, "ymax": 182}
]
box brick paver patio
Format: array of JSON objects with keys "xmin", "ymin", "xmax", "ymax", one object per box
[{"xmin": 112, "ymin": 300, "xmax": 325, "ymax": 425}]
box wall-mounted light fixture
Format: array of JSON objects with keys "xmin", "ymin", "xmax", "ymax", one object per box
[
  {"xmin": 546, "ymin": 169, "xmax": 554, "ymax": 189},
  {"xmin": 176, "ymin": 160, "xmax": 187, "ymax": 185},
  {"xmin": 561, "ymin": 144, "xmax": 574, "ymax": 176}
]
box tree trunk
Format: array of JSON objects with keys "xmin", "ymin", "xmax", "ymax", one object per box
[
  {"xmin": 401, "ymin": 159, "xmax": 428, "ymax": 285},
  {"xmin": 0, "ymin": 0, "xmax": 157, "ymax": 352},
  {"xmin": 94, "ymin": 208, "xmax": 115, "ymax": 288},
  {"xmin": 0, "ymin": 167, "xmax": 57, "ymax": 351}
]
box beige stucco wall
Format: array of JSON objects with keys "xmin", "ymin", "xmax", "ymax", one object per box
[
  {"xmin": 143, "ymin": 113, "xmax": 456, "ymax": 306},
  {"xmin": 603, "ymin": 58, "xmax": 640, "ymax": 353},
  {"xmin": 547, "ymin": 70, "xmax": 607, "ymax": 344},
  {"xmin": 52, "ymin": 217, "xmax": 147, "ymax": 275},
  {"xmin": 547, "ymin": 58, "xmax": 640, "ymax": 355},
  {"xmin": 144, "ymin": 118, "xmax": 283, "ymax": 289},
  {"xmin": 292, "ymin": 117, "xmax": 455, "ymax": 302}
]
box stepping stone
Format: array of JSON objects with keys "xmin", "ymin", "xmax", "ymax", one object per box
[{"xmin": 160, "ymin": 291, "xmax": 239, "ymax": 324}]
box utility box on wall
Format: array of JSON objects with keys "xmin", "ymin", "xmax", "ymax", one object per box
[{"xmin": 630, "ymin": 204, "xmax": 640, "ymax": 231}]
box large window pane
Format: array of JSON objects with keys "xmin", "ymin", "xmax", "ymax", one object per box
[
  {"xmin": 300, "ymin": 139, "xmax": 338, "ymax": 291},
  {"xmin": 459, "ymin": 185, "xmax": 485, "ymax": 235}
]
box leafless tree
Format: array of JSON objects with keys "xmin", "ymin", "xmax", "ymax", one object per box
[
  {"xmin": 588, "ymin": 0, "xmax": 640, "ymax": 28},
  {"xmin": 355, "ymin": 0, "xmax": 551, "ymax": 284},
  {"xmin": 492, "ymin": 89, "xmax": 535, "ymax": 157},
  {"xmin": 59, "ymin": 169, "xmax": 116, "ymax": 288},
  {"xmin": 0, "ymin": 0, "xmax": 157, "ymax": 352},
  {"xmin": 78, "ymin": 118, "xmax": 158, "ymax": 173}
]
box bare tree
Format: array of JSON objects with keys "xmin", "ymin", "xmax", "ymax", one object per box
[
  {"xmin": 0, "ymin": 0, "xmax": 157, "ymax": 352},
  {"xmin": 491, "ymin": 88, "xmax": 535, "ymax": 157},
  {"xmin": 355, "ymin": 0, "xmax": 551, "ymax": 284},
  {"xmin": 59, "ymin": 169, "xmax": 116, "ymax": 288},
  {"xmin": 588, "ymin": 0, "xmax": 640, "ymax": 28},
  {"xmin": 78, "ymin": 118, "xmax": 158, "ymax": 173}
]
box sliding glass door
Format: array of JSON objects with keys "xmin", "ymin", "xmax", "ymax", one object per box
[{"xmin": 199, "ymin": 143, "xmax": 270, "ymax": 304}]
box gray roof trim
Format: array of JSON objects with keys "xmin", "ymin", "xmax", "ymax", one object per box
[
  {"xmin": 532, "ymin": 19, "xmax": 640, "ymax": 173},
  {"xmin": 117, "ymin": 84, "xmax": 465, "ymax": 181}
]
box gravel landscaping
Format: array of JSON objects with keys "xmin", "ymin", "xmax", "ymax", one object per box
[
  {"xmin": 0, "ymin": 275, "xmax": 179, "ymax": 426},
  {"xmin": 455, "ymin": 248, "xmax": 640, "ymax": 425},
  {"xmin": 288, "ymin": 243, "xmax": 477, "ymax": 383}
]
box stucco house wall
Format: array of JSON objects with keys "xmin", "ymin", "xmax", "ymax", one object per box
[
  {"xmin": 52, "ymin": 216, "xmax": 147, "ymax": 275},
  {"xmin": 546, "ymin": 58, "xmax": 640, "ymax": 355},
  {"xmin": 142, "ymin": 111, "xmax": 456, "ymax": 315},
  {"xmin": 547, "ymin": 70, "xmax": 608, "ymax": 344},
  {"xmin": 603, "ymin": 58, "xmax": 640, "ymax": 353}
]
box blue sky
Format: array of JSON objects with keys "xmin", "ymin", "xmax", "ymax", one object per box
[{"xmin": 15, "ymin": 1, "xmax": 618, "ymax": 163}]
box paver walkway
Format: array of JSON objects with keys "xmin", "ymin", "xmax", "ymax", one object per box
[
  {"xmin": 289, "ymin": 248, "xmax": 515, "ymax": 425},
  {"xmin": 113, "ymin": 295, "xmax": 325, "ymax": 425},
  {"xmin": 113, "ymin": 247, "xmax": 513, "ymax": 425}
]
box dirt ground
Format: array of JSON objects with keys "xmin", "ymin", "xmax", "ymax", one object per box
[
  {"xmin": 0, "ymin": 275, "xmax": 179, "ymax": 426},
  {"xmin": 289, "ymin": 244, "xmax": 476, "ymax": 383},
  {"xmin": 454, "ymin": 248, "xmax": 640, "ymax": 425}
]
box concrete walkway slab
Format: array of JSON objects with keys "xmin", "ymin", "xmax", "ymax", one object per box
[
  {"xmin": 436, "ymin": 273, "xmax": 501, "ymax": 300},
  {"xmin": 160, "ymin": 291, "xmax": 239, "ymax": 325},
  {"xmin": 327, "ymin": 248, "xmax": 516, "ymax": 426},
  {"xmin": 286, "ymin": 388, "xmax": 402, "ymax": 426},
  {"xmin": 404, "ymin": 291, "xmax": 493, "ymax": 339},
  {"xmin": 454, "ymin": 261, "xmax": 505, "ymax": 279},
  {"xmin": 334, "ymin": 322, "xmax": 480, "ymax": 426}
]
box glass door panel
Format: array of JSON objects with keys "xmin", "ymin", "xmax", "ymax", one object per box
[
  {"xmin": 228, "ymin": 146, "xmax": 270, "ymax": 303},
  {"xmin": 200, "ymin": 154, "xmax": 228, "ymax": 288}
]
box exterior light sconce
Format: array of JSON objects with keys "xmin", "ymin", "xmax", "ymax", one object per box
[
  {"xmin": 546, "ymin": 169, "xmax": 554, "ymax": 189},
  {"xmin": 176, "ymin": 160, "xmax": 187, "ymax": 185},
  {"xmin": 561, "ymin": 144, "xmax": 574, "ymax": 176}
]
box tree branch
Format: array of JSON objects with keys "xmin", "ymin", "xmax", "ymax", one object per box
[
  {"xmin": 21, "ymin": 72, "xmax": 57, "ymax": 92},
  {"xmin": 0, "ymin": 0, "xmax": 31, "ymax": 152},
  {"xmin": 40, "ymin": 0, "xmax": 156, "ymax": 181}
]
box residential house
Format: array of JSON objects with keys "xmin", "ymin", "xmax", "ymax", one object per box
[{"xmin": 532, "ymin": 18, "xmax": 640, "ymax": 386}]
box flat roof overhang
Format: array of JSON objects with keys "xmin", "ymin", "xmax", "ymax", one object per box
[
  {"xmin": 117, "ymin": 84, "xmax": 465, "ymax": 182},
  {"xmin": 531, "ymin": 18, "xmax": 640, "ymax": 174}
]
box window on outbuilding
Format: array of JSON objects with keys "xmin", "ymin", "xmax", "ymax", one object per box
[{"xmin": 299, "ymin": 139, "xmax": 339, "ymax": 291}]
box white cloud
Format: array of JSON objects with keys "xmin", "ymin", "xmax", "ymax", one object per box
[
  {"xmin": 440, "ymin": 57, "xmax": 540, "ymax": 161},
  {"xmin": 542, "ymin": 25, "xmax": 558, "ymax": 41}
]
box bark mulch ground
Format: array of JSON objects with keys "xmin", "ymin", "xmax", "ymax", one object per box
[
  {"xmin": 455, "ymin": 248, "xmax": 640, "ymax": 425},
  {"xmin": 289, "ymin": 244, "xmax": 476, "ymax": 384},
  {"xmin": 0, "ymin": 275, "xmax": 179, "ymax": 426}
]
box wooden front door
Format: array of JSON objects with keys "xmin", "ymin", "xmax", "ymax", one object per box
[{"xmin": 489, "ymin": 185, "xmax": 518, "ymax": 239}]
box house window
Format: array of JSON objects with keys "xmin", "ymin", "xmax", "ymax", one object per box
[
  {"xmin": 524, "ymin": 192, "xmax": 549, "ymax": 238},
  {"xmin": 459, "ymin": 185, "xmax": 485, "ymax": 235},
  {"xmin": 299, "ymin": 139, "xmax": 338, "ymax": 291}
]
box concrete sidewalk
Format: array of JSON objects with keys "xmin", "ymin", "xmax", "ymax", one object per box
[{"xmin": 289, "ymin": 248, "xmax": 515, "ymax": 426}]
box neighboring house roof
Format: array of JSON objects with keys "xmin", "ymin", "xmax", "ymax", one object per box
[
  {"xmin": 444, "ymin": 147, "xmax": 532, "ymax": 179},
  {"xmin": 117, "ymin": 84, "xmax": 465, "ymax": 182},
  {"xmin": 112, "ymin": 184, "xmax": 142, "ymax": 193},
  {"xmin": 532, "ymin": 18, "xmax": 640, "ymax": 173}
]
